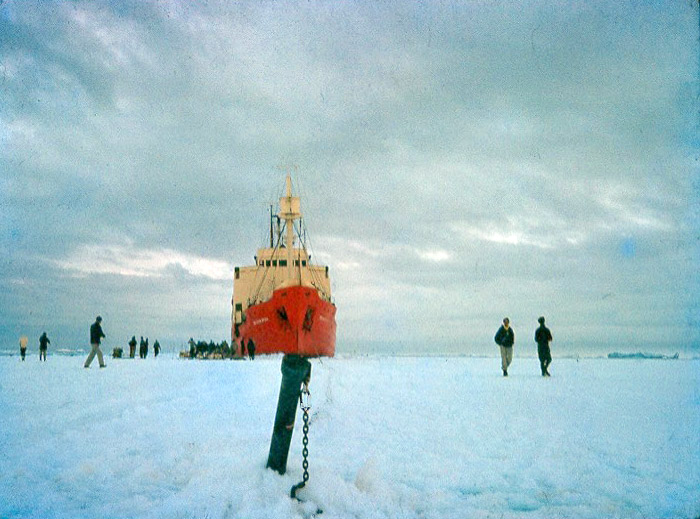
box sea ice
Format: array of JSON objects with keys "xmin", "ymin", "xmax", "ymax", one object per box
[{"xmin": 0, "ymin": 354, "xmax": 698, "ymax": 519}]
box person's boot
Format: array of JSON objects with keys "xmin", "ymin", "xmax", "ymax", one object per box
[{"xmin": 503, "ymin": 369, "xmax": 508, "ymax": 377}]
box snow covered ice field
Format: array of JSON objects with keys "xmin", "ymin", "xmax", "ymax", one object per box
[{"xmin": 1, "ymin": 354, "xmax": 698, "ymax": 519}]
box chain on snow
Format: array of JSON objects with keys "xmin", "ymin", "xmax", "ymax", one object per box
[{"xmin": 291, "ymin": 387, "xmax": 311, "ymax": 500}]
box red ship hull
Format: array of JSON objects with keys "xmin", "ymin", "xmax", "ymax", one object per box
[{"xmin": 235, "ymin": 286, "xmax": 336, "ymax": 357}]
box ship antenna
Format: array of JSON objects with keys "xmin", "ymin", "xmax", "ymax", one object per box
[
  {"xmin": 285, "ymin": 174, "xmax": 294, "ymax": 282},
  {"xmin": 269, "ymin": 204, "xmax": 274, "ymax": 248}
]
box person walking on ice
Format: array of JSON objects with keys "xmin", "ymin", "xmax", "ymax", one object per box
[
  {"xmin": 535, "ymin": 316, "xmax": 553, "ymax": 377},
  {"xmin": 39, "ymin": 332, "xmax": 50, "ymax": 361},
  {"xmin": 19, "ymin": 335, "xmax": 28, "ymax": 361},
  {"xmin": 494, "ymin": 317, "xmax": 515, "ymax": 376},
  {"xmin": 84, "ymin": 316, "xmax": 106, "ymax": 368},
  {"xmin": 128, "ymin": 336, "xmax": 137, "ymax": 358}
]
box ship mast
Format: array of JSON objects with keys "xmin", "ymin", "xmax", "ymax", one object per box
[{"xmin": 279, "ymin": 174, "xmax": 301, "ymax": 284}]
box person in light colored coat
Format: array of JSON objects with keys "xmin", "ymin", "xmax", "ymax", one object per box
[{"xmin": 19, "ymin": 335, "xmax": 28, "ymax": 361}]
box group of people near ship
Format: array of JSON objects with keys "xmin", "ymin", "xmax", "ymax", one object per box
[
  {"xmin": 494, "ymin": 316, "xmax": 553, "ymax": 377},
  {"xmin": 230, "ymin": 325, "xmax": 256, "ymax": 360},
  {"xmin": 127, "ymin": 336, "xmax": 160, "ymax": 359},
  {"xmin": 239, "ymin": 337, "xmax": 256, "ymax": 360},
  {"xmin": 186, "ymin": 338, "xmax": 248, "ymax": 359}
]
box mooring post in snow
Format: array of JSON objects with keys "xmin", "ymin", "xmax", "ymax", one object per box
[{"xmin": 266, "ymin": 354, "xmax": 312, "ymax": 475}]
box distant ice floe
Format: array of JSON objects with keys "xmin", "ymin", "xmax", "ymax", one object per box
[{"xmin": 608, "ymin": 351, "xmax": 679, "ymax": 360}]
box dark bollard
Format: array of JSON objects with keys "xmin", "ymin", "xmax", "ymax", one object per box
[{"xmin": 266, "ymin": 354, "xmax": 312, "ymax": 475}]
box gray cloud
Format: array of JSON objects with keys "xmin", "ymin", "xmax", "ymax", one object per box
[{"xmin": 1, "ymin": 0, "xmax": 697, "ymax": 355}]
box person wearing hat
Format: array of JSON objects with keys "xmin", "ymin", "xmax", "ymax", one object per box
[
  {"xmin": 84, "ymin": 315, "xmax": 106, "ymax": 368},
  {"xmin": 535, "ymin": 316, "xmax": 553, "ymax": 377},
  {"xmin": 494, "ymin": 317, "xmax": 515, "ymax": 376}
]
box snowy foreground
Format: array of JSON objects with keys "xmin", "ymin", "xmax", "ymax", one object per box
[{"xmin": 1, "ymin": 355, "xmax": 698, "ymax": 519}]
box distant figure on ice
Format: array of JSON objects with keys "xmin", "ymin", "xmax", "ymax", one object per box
[
  {"xmin": 494, "ymin": 317, "xmax": 515, "ymax": 376},
  {"xmin": 84, "ymin": 316, "xmax": 106, "ymax": 368},
  {"xmin": 188, "ymin": 338, "xmax": 196, "ymax": 359},
  {"xmin": 128, "ymin": 336, "xmax": 137, "ymax": 358},
  {"xmin": 144, "ymin": 338, "xmax": 149, "ymax": 358},
  {"xmin": 535, "ymin": 316, "xmax": 553, "ymax": 377},
  {"xmin": 39, "ymin": 332, "xmax": 50, "ymax": 361},
  {"xmin": 139, "ymin": 336, "xmax": 146, "ymax": 358},
  {"xmin": 247, "ymin": 338, "xmax": 256, "ymax": 360},
  {"xmin": 240, "ymin": 338, "xmax": 246, "ymax": 358},
  {"xmin": 19, "ymin": 335, "xmax": 28, "ymax": 361},
  {"xmin": 153, "ymin": 340, "xmax": 161, "ymax": 357}
]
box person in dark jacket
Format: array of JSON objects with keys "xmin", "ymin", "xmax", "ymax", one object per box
[
  {"xmin": 139, "ymin": 336, "xmax": 146, "ymax": 358},
  {"xmin": 84, "ymin": 316, "xmax": 106, "ymax": 368},
  {"xmin": 494, "ymin": 317, "xmax": 515, "ymax": 376},
  {"xmin": 128, "ymin": 336, "xmax": 137, "ymax": 358},
  {"xmin": 247, "ymin": 337, "xmax": 256, "ymax": 360},
  {"xmin": 153, "ymin": 340, "xmax": 160, "ymax": 357},
  {"xmin": 535, "ymin": 316, "xmax": 553, "ymax": 376},
  {"xmin": 39, "ymin": 332, "xmax": 50, "ymax": 361}
]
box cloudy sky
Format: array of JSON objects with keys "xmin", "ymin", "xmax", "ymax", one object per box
[{"xmin": 1, "ymin": 1, "xmax": 698, "ymax": 356}]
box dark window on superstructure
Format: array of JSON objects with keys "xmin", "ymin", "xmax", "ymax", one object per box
[
  {"xmin": 302, "ymin": 260, "xmax": 307, "ymax": 266},
  {"xmin": 235, "ymin": 303, "xmax": 242, "ymax": 311},
  {"xmin": 279, "ymin": 260, "xmax": 287, "ymax": 267},
  {"xmin": 272, "ymin": 260, "xmax": 277, "ymax": 267},
  {"xmin": 235, "ymin": 267, "xmax": 240, "ymax": 279},
  {"xmin": 266, "ymin": 260, "xmax": 271, "ymax": 267}
]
